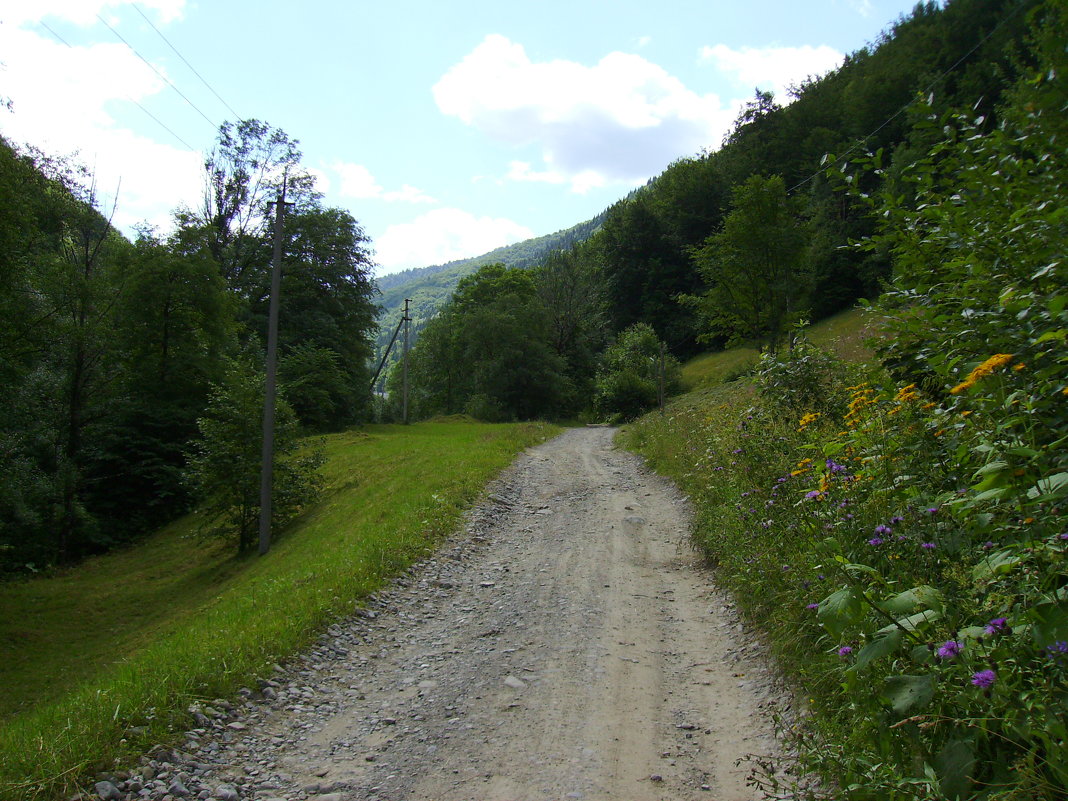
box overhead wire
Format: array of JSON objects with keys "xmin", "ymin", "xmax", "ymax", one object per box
[
  {"xmin": 94, "ymin": 12, "xmax": 219, "ymax": 132},
  {"xmin": 787, "ymin": 0, "xmax": 1031, "ymax": 194},
  {"xmin": 36, "ymin": 20, "xmax": 197, "ymax": 151},
  {"xmin": 130, "ymin": 2, "xmax": 242, "ymax": 121}
]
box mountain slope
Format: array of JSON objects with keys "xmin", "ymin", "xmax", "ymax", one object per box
[{"xmin": 372, "ymin": 211, "xmax": 606, "ymax": 373}]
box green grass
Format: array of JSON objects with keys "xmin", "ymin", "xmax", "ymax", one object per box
[
  {"xmin": 679, "ymin": 307, "xmax": 878, "ymax": 391},
  {"xmin": 0, "ymin": 420, "xmax": 558, "ymax": 801}
]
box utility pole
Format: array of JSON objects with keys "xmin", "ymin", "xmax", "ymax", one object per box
[
  {"xmin": 258, "ymin": 180, "xmax": 291, "ymax": 557},
  {"xmin": 402, "ymin": 298, "xmax": 411, "ymax": 424}
]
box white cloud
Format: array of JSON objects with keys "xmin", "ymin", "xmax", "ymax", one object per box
[
  {"xmin": 2, "ymin": 0, "xmax": 185, "ymax": 26},
  {"xmin": 848, "ymin": 0, "xmax": 874, "ymax": 17},
  {"xmin": 636, "ymin": 36, "xmax": 652, "ymax": 48},
  {"xmin": 433, "ymin": 34, "xmax": 735, "ymax": 193},
  {"xmin": 699, "ymin": 43, "xmax": 844, "ymax": 100},
  {"xmin": 332, "ymin": 161, "xmax": 435, "ymax": 204},
  {"xmin": 375, "ymin": 208, "xmax": 534, "ymax": 273},
  {"xmin": 334, "ymin": 162, "xmax": 382, "ymax": 198},
  {"xmin": 0, "ymin": 22, "xmax": 202, "ymax": 234},
  {"xmin": 506, "ymin": 160, "xmax": 566, "ymax": 186}
]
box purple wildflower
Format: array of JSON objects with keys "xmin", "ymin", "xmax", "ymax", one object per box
[
  {"xmin": 838, "ymin": 646, "xmax": 853, "ymax": 656},
  {"xmin": 868, "ymin": 537, "xmax": 884, "ymax": 546},
  {"xmin": 806, "ymin": 490, "xmax": 822, "ymax": 499},
  {"xmin": 985, "ymin": 617, "xmax": 1008, "ymax": 635},
  {"xmin": 937, "ymin": 640, "xmax": 962, "ymax": 660},
  {"xmin": 806, "ymin": 603, "xmax": 819, "ymax": 610},
  {"xmin": 874, "ymin": 524, "xmax": 892, "ymax": 536},
  {"xmin": 890, "ymin": 515, "xmax": 905, "ymax": 524},
  {"xmin": 982, "ymin": 541, "xmax": 995, "ymax": 550},
  {"xmin": 926, "ymin": 507, "xmax": 939, "ymax": 514},
  {"xmin": 921, "ymin": 542, "xmax": 936, "ymax": 550},
  {"xmin": 1059, "ymin": 533, "xmax": 1068, "ymax": 541},
  {"xmin": 971, "ymin": 670, "xmax": 996, "ymax": 688},
  {"xmin": 1047, "ymin": 641, "xmax": 1068, "ymax": 656}
]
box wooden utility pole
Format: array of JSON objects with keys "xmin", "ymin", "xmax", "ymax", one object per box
[
  {"xmin": 258, "ymin": 181, "xmax": 291, "ymax": 557},
  {"xmin": 402, "ymin": 298, "xmax": 411, "ymax": 424}
]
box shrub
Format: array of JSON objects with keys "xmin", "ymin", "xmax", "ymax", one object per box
[
  {"xmin": 186, "ymin": 360, "xmax": 324, "ymax": 553},
  {"xmin": 754, "ymin": 333, "xmax": 850, "ymax": 416},
  {"xmin": 594, "ymin": 323, "xmax": 680, "ymax": 421}
]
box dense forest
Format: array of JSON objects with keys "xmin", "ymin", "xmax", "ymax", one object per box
[
  {"xmin": 387, "ymin": 0, "xmax": 1047, "ymax": 421},
  {"xmin": 0, "ymin": 120, "xmax": 378, "ymax": 571},
  {"xmin": 0, "ymin": 0, "xmax": 1053, "ymax": 574}
]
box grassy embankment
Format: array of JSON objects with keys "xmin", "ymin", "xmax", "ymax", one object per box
[
  {"xmin": 0, "ymin": 419, "xmax": 558, "ymax": 801},
  {"xmin": 623, "ymin": 303, "xmax": 1068, "ymax": 798}
]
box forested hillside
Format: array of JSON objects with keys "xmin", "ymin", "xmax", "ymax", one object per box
[
  {"xmin": 386, "ymin": 0, "xmax": 1047, "ymax": 424},
  {"xmin": 0, "ymin": 121, "xmax": 378, "ymax": 572},
  {"xmin": 372, "ymin": 211, "xmax": 606, "ymax": 380}
]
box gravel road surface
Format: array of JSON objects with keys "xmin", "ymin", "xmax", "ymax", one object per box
[{"xmin": 117, "ymin": 427, "xmax": 787, "ymax": 801}]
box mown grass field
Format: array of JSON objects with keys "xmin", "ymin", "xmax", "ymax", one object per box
[
  {"xmin": 0, "ymin": 419, "xmax": 558, "ymax": 801},
  {"xmin": 679, "ymin": 308, "xmax": 878, "ymax": 391}
]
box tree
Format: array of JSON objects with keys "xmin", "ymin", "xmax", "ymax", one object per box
[
  {"xmin": 270, "ymin": 206, "xmax": 378, "ymax": 428},
  {"xmin": 594, "ymin": 323, "xmax": 681, "ymax": 422},
  {"xmin": 394, "ymin": 264, "xmax": 566, "ymax": 421},
  {"xmin": 685, "ymin": 175, "xmax": 810, "ymax": 351},
  {"xmin": 534, "ymin": 248, "xmax": 609, "ymax": 415},
  {"xmin": 177, "ymin": 119, "xmax": 318, "ymax": 295},
  {"xmin": 186, "ymin": 360, "xmax": 323, "ymax": 554},
  {"xmin": 84, "ymin": 229, "xmax": 235, "ymax": 535}
]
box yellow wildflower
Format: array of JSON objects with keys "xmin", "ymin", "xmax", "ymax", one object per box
[
  {"xmin": 798, "ymin": 412, "xmax": 821, "ymax": 431},
  {"xmin": 894, "ymin": 384, "xmax": 919, "ymax": 403},
  {"xmin": 950, "ymin": 353, "xmax": 1015, "ymax": 394}
]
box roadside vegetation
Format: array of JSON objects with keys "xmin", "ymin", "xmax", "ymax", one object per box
[
  {"xmin": 0, "ymin": 419, "xmax": 557, "ymax": 801},
  {"xmin": 623, "ymin": 16, "xmax": 1067, "ymax": 798}
]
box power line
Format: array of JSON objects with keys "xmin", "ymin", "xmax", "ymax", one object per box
[
  {"xmin": 37, "ymin": 20, "xmax": 197, "ymax": 151},
  {"xmin": 131, "ymin": 2, "xmax": 241, "ymax": 121},
  {"xmin": 95, "ymin": 12, "xmax": 219, "ymax": 132},
  {"xmin": 787, "ymin": 0, "xmax": 1030, "ymax": 194}
]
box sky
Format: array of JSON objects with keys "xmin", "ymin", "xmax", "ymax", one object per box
[{"xmin": 0, "ymin": 0, "xmax": 924, "ymax": 276}]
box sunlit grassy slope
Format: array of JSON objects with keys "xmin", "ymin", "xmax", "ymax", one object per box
[
  {"xmin": 680, "ymin": 308, "xmax": 879, "ymax": 390},
  {"xmin": 0, "ymin": 420, "xmax": 558, "ymax": 801}
]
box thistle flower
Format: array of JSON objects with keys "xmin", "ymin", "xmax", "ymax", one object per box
[
  {"xmin": 838, "ymin": 646, "xmax": 853, "ymax": 656},
  {"xmin": 985, "ymin": 618, "xmax": 1008, "ymax": 635},
  {"xmin": 937, "ymin": 640, "xmax": 961, "ymax": 660},
  {"xmin": 971, "ymin": 670, "xmax": 996, "ymax": 688}
]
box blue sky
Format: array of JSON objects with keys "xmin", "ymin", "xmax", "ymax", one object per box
[{"xmin": 0, "ymin": 0, "xmax": 923, "ymax": 275}]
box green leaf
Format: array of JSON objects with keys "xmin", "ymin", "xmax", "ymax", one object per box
[
  {"xmin": 879, "ymin": 586, "xmax": 945, "ymax": 616},
  {"xmin": 878, "ymin": 609, "xmax": 943, "ymax": 634},
  {"xmin": 933, "ymin": 740, "xmax": 975, "ymax": 800},
  {"xmin": 849, "ymin": 627, "xmax": 903, "ymax": 673},
  {"xmin": 881, "ymin": 674, "xmax": 935, "ymax": 715},
  {"xmin": 972, "ymin": 549, "xmax": 1022, "ymax": 582},
  {"xmin": 818, "ymin": 587, "xmax": 866, "ymax": 637},
  {"xmin": 1027, "ymin": 472, "xmax": 1068, "ymax": 501},
  {"xmin": 1030, "ymin": 601, "xmax": 1068, "ymax": 649}
]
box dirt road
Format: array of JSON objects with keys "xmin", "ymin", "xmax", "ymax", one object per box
[{"xmin": 162, "ymin": 427, "xmax": 786, "ymax": 801}]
